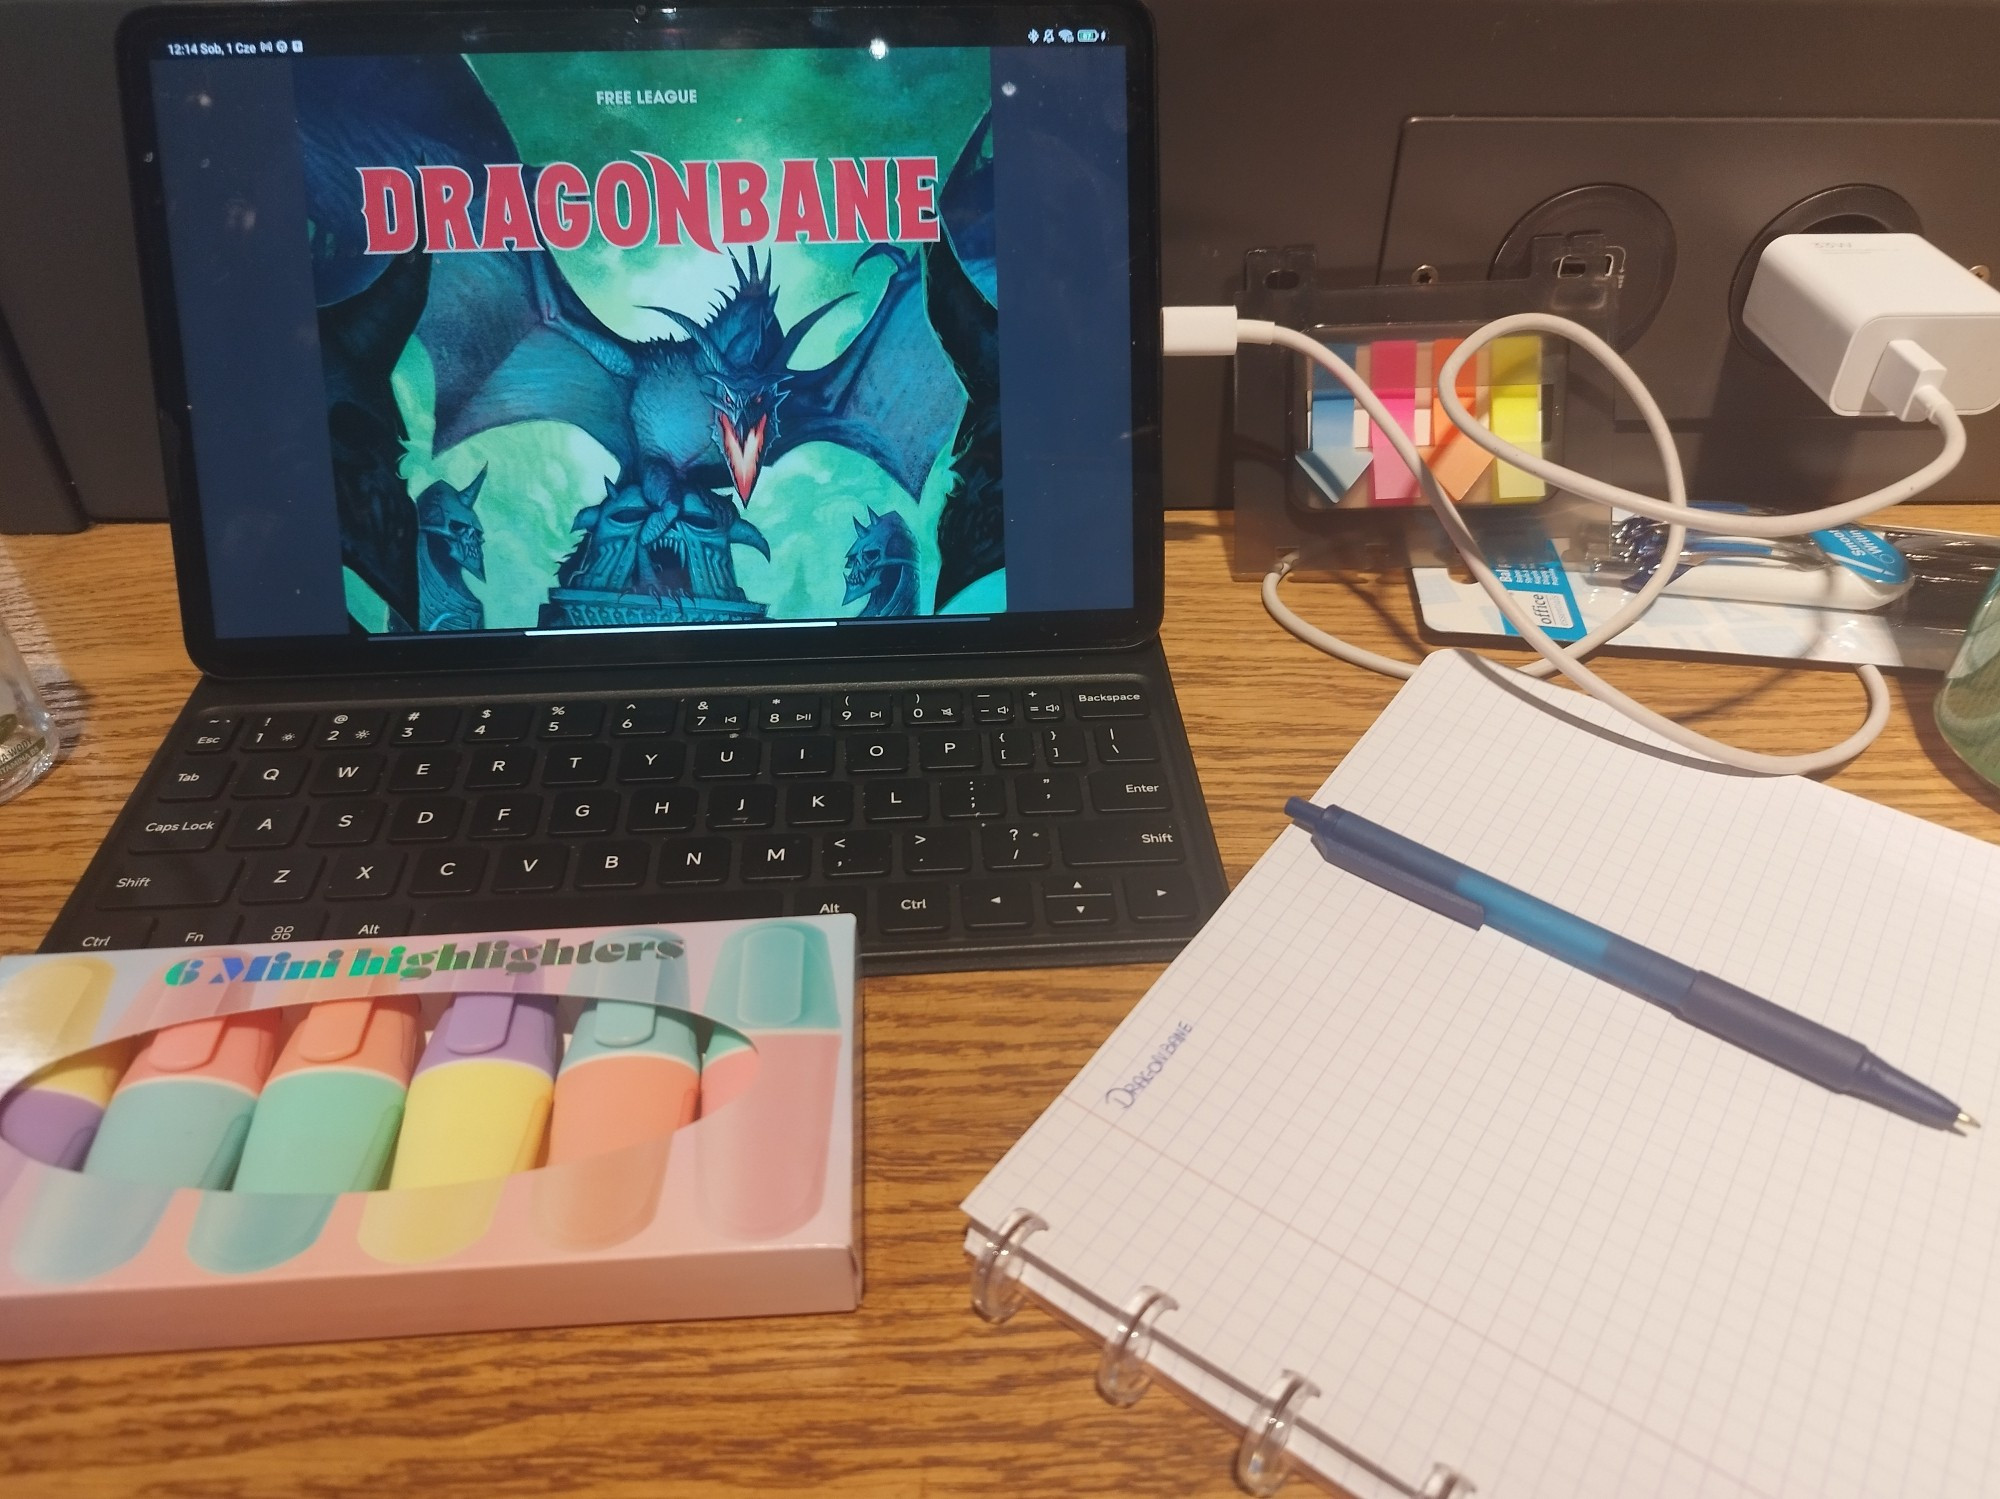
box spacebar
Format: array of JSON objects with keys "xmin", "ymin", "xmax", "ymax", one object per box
[{"xmin": 410, "ymin": 890, "xmax": 787, "ymax": 935}]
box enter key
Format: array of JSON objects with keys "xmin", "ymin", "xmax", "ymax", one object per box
[{"xmin": 1087, "ymin": 770, "xmax": 1172, "ymax": 814}]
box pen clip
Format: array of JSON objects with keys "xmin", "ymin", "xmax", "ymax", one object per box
[{"xmin": 1310, "ymin": 834, "xmax": 1486, "ymax": 929}]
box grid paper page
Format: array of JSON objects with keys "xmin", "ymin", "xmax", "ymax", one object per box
[{"xmin": 964, "ymin": 651, "xmax": 2000, "ymax": 1499}]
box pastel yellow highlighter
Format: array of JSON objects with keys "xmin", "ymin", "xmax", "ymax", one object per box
[
  {"xmin": 357, "ymin": 992, "xmax": 559, "ymax": 1264},
  {"xmin": 0, "ymin": 955, "xmax": 114, "ymax": 1082}
]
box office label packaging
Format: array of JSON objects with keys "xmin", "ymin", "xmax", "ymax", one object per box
[{"xmin": 0, "ymin": 917, "xmax": 858, "ymax": 1358}]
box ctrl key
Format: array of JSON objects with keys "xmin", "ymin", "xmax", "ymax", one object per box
[
  {"xmin": 97, "ymin": 856, "xmax": 240, "ymax": 908},
  {"xmin": 62, "ymin": 914, "xmax": 157, "ymax": 951}
]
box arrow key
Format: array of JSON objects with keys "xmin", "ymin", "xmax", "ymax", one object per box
[
  {"xmin": 1124, "ymin": 872, "xmax": 1196, "ymax": 922},
  {"xmin": 960, "ymin": 878, "xmax": 1033, "ymax": 931}
]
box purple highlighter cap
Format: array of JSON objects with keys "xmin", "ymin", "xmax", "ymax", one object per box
[
  {"xmin": 412, "ymin": 992, "xmax": 560, "ymax": 1079},
  {"xmin": 0, "ymin": 1089, "xmax": 106, "ymax": 1171}
]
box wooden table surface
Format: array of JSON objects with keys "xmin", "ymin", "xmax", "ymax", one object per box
[{"xmin": 3, "ymin": 508, "xmax": 2000, "ymax": 1498}]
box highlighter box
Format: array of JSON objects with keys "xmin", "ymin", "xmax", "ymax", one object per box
[{"xmin": 0, "ymin": 917, "xmax": 858, "ymax": 1360}]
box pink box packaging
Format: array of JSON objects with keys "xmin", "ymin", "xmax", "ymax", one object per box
[{"xmin": 0, "ymin": 916, "xmax": 858, "ymax": 1359}]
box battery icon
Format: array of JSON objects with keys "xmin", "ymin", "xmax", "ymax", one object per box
[{"xmin": 1077, "ymin": 28, "xmax": 1099, "ymax": 41}]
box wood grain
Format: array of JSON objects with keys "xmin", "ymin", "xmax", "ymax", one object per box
[{"xmin": 2, "ymin": 510, "xmax": 1999, "ymax": 1497}]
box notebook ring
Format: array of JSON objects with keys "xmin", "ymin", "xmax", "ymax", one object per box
[
  {"xmin": 1418, "ymin": 1462, "xmax": 1476, "ymax": 1498},
  {"xmin": 1234, "ymin": 1369, "xmax": 1320, "ymax": 1496},
  {"xmin": 970, "ymin": 1208, "xmax": 1048, "ymax": 1324},
  {"xmin": 1095, "ymin": 1285, "xmax": 1179, "ymax": 1407}
]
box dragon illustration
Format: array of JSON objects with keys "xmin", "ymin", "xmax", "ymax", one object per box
[
  {"xmin": 298, "ymin": 53, "xmax": 1000, "ymax": 628},
  {"xmin": 843, "ymin": 507, "xmax": 919, "ymax": 618}
]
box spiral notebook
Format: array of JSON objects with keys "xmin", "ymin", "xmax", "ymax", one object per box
[{"xmin": 963, "ymin": 650, "xmax": 2000, "ymax": 1499}]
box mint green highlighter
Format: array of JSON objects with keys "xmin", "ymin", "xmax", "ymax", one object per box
[{"xmin": 187, "ymin": 996, "xmax": 425, "ymax": 1275}]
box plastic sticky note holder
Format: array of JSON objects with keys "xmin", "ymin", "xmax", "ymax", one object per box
[{"xmin": 1229, "ymin": 241, "xmax": 1619, "ymax": 585}]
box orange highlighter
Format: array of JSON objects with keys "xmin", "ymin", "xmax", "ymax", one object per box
[{"xmin": 534, "ymin": 935, "xmax": 699, "ymax": 1250}]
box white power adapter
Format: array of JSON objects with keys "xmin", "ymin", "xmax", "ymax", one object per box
[{"xmin": 1743, "ymin": 232, "xmax": 2000, "ymax": 419}]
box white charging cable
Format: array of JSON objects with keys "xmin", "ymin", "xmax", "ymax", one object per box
[{"xmin": 1165, "ymin": 307, "xmax": 1962, "ymax": 773}]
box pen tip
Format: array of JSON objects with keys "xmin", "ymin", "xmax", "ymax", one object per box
[{"xmin": 1959, "ymin": 1112, "xmax": 1981, "ymax": 1130}]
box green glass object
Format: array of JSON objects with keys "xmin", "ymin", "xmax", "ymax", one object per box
[{"xmin": 1937, "ymin": 566, "xmax": 2000, "ymax": 785}]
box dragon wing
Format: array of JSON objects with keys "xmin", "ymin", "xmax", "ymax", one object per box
[
  {"xmin": 420, "ymin": 245, "xmax": 640, "ymax": 472},
  {"xmin": 767, "ymin": 112, "xmax": 995, "ymax": 500}
]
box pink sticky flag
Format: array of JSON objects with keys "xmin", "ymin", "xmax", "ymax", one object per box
[{"xmin": 1367, "ymin": 339, "xmax": 1418, "ymax": 503}]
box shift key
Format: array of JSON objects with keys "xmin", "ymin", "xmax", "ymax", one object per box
[
  {"xmin": 1059, "ymin": 819, "xmax": 1184, "ymax": 866},
  {"xmin": 99, "ymin": 856, "xmax": 241, "ymax": 908}
]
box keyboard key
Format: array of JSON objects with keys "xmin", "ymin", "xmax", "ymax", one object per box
[
  {"xmin": 1040, "ymin": 887, "xmax": 1120, "ymax": 923},
  {"xmin": 1094, "ymin": 722, "xmax": 1160, "ymax": 764},
  {"xmin": 240, "ymin": 853, "xmax": 324, "ymax": 905},
  {"xmin": 324, "ymin": 849, "xmax": 407, "ymax": 900},
  {"xmin": 576, "ymin": 841, "xmax": 648, "ymax": 889},
  {"xmin": 1041, "ymin": 727, "xmax": 1088, "ymax": 767},
  {"xmin": 847, "ymin": 735, "xmax": 909, "ymax": 775},
  {"xmin": 1125, "ymin": 872, "xmax": 1197, "ymax": 921},
  {"xmin": 961, "ymin": 879, "xmax": 1033, "ymax": 930},
  {"xmin": 628, "ymin": 788, "xmax": 698, "ymax": 833},
  {"xmin": 492, "ymin": 846, "xmax": 568, "ymax": 894},
  {"xmin": 904, "ymin": 827, "xmax": 972, "ymax": 874},
  {"xmin": 938, "ymin": 776, "xmax": 1006, "ymax": 819},
  {"xmin": 693, "ymin": 741, "xmax": 761, "ymax": 780},
  {"xmin": 389, "ymin": 749, "xmax": 459, "ymax": 793},
  {"xmin": 465, "ymin": 747, "xmax": 537, "ymax": 789},
  {"xmin": 610, "ymin": 699, "xmax": 677, "ymax": 736},
  {"xmin": 919, "ymin": 731, "xmax": 983, "ymax": 771},
  {"xmin": 686, "ymin": 696, "xmax": 749, "ymax": 733},
  {"xmin": 708, "ymin": 786, "xmax": 777, "ymax": 830},
  {"xmin": 306, "ymin": 802, "xmax": 383, "ymax": 847},
  {"xmin": 129, "ymin": 809, "xmax": 224, "ymax": 854},
  {"xmin": 241, "ymin": 712, "xmax": 313, "ymax": 751},
  {"xmin": 538, "ymin": 702, "xmax": 605, "ymax": 739},
  {"xmin": 158, "ymin": 759, "xmax": 228, "ymax": 802},
  {"xmin": 158, "ymin": 914, "xmax": 242, "ymax": 947},
  {"xmin": 770, "ymin": 736, "xmax": 835, "ymax": 777},
  {"xmin": 863, "ymin": 780, "xmax": 928, "ymax": 821},
  {"xmin": 99, "ymin": 856, "xmax": 240, "ymax": 909},
  {"xmin": 658, "ymin": 837, "xmax": 730, "ymax": 884},
  {"xmin": 992, "ymin": 730, "xmax": 1036, "ymax": 768},
  {"xmin": 427, "ymin": 890, "xmax": 782, "ymax": 933},
  {"xmin": 901, "ymin": 689, "xmax": 962, "ymax": 726},
  {"xmin": 824, "ymin": 830, "xmax": 892, "ymax": 878},
  {"xmin": 184, "ymin": 714, "xmax": 237, "ymax": 754},
  {"xmin": 472, "ymin": 794, "xmax": 542, "ymax": 838},
  {"xmin": 66, "ymin": 914, "xmax": 156, "ymax": 950},
  {"xmin": 388, "ymin": 708, "xmax": 459, "ymax": 746},
  {"xmin": 464, "ymin": 704, "xmax": 533, "ymax": 743},
  {"xmin": 1022, "ymin": 688, "xmax": 1064, "ymax": 723},
  {"xmin": 314, "ymin": 710, "xmax": 384, "ymax": 748},
  {"xmin": 310, "ymin": 752, "xmax": 384, "ymax": 796},
  {"xmin": 389, "ymin": 796, "xmax": 464, "ymax": 843},
  {"xmin": 759, "ymin": 695, "xmax": 821, "ymax": 731},
  {"xmin": 971, "ymin": 689, "xmax": 1014, "ymax": 724},
  {"xmin": 833, "ymin": 692, "xmax": 893, "ymax": 729},
  {"xmin": 1016, "ymin": 773, "xmax": 1082, "ymax": 816},
  {"xmin": 793, "ymin": 889, "xmax": 867, "ymax": 923},
  {"xmin": 741, "ymin": 835, "xmax": 812, "ymax": 881},
  {"xmin": 1061, "ymin": 819, "xmax": 1185, "ymax": 866},
  {"xmin": 617, "ymin": 743, "xmax": 686, "ymax": 783},
  {"xmin": 786, "ymin": 783, "xmax": 853, "ymax": 826},
  {"xmin": 228, "ymin": 805, "xmax": 305, "ymax": 849},
  {"xmin": 550, "ymin": 792, "xmax": 619, "ymax": 835},
  {"xmin": 327, "ymin": 907, "xmax": 412, "ymax": 940},
  {"xmin": 1088, "ymin": 769, "xmax": 1173, "ymax": 813},
  {"xmin": 243, "ymin": 912, "xmax": 327, "ymax": 945},
  {"xmin": 541, "ymin": 744, "xmax": 610, "ymax": 786},
  {"xmin": 981, "ymin": 825, "xmax": 1051, "ymax": 870},
  {"xmin": 879, "ymin": 884, "xmax": 950, "ymax": 934},
  {"xmin": 1072, "ymin": 685, "xmax": 1147, "ymax": 719},
  {"xmin": 408, "ymin": 849, "xmax": 486, "ymax": 897},
  {"xmin": 234, "ymin": 756, "xmax": 308, "ymax": 799}
]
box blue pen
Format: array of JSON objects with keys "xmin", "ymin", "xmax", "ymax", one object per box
[{"xmin": 1285, "ymin": 797, "xmax": 1977, "ymax": 1132}]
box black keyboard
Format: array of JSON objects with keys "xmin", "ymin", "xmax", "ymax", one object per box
[{"xmin": 45, "ymin": 653, "xmax": 1228, "ymax": 973}]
